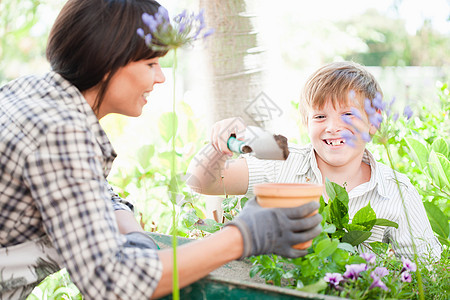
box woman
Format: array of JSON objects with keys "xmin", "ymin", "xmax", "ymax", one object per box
[{"xmin": 0, "ymin": 0, "xmax": 322, "ymax": 299}]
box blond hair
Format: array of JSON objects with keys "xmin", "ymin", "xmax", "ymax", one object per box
[{"xmin": 299, "ymin": 61, "xmax": 382, "ymax": 125}]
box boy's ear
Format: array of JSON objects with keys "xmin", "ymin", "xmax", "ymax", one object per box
[{"xmin": 369, "ymin": 124, "xmax": 378, "ymax": 135}]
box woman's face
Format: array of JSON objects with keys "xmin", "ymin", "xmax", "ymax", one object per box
[{"xmin": 97, "ymin": 57, "xmax": 165, "ymax": 118}]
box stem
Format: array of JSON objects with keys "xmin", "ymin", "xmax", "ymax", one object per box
[
  {"xmin": 383, "ymin": 143, "xmax": 424, "ymax": 300},
  {"xmin": 171, "ymin": 48, "xmax": 179, "ymax": 300}
]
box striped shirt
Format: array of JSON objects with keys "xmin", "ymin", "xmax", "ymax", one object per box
[
  {"xmin": 0, "ymin": 72, "xmax": 161, "ymax": 299},
  {"xmin": 245, "ymin": 144, "xmax": 442, "ymax": 260}
]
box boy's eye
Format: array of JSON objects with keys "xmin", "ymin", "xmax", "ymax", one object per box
[
  {"xmin": 343, "ymin": 112, "xmax": 353, "ymax": 116},
  {"xmin": 314, "ymin": 115, "xmax": 325, "ymax": 119}
]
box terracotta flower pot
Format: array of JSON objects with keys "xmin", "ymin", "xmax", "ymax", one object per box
[{"xmin": 253, "ymin": 183, "xmax": 323, "ymax": 250}]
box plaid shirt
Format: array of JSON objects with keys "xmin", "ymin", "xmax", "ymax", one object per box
[{"xmin": 0, "ymin": 72, "xmax": 162, "ymax": 299}]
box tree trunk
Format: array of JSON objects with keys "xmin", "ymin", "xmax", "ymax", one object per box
[{"xmin": 200, "ymin": 0, "xmax": 265, "ymax": 126}]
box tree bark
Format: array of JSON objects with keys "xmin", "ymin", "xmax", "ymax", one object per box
[{"xmin": 200, "ymin": 0, "xmax": 265, "ymax": 126}]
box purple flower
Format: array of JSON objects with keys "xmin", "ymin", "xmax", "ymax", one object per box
[
  {"xmin": 324, "ymin": 272, "xmax": 344, "ymax": 287},
  {"xmin": 136, "ymin": 28, "xmax": 145, "ymax": 38},
  {"xmin": 401, "ymin": 257, "xmax": 417, "ymax": 272},
  {"xmin": 340, "ymin": 129, "xmax": 356, "ymax": 148},
  {"xmin": 369, "ymin": 273, "xmax": 389, "ymax": 291},
  {"xmin": 392, "ymin": 112, "xmax": 399, "ymax": 121},
  {"xmin": 341, "ymin": 115, "xmax": 353, "ymax": 126},
  {"xmin": 142, "ymin": 12, "xmax": 158, "ymax": 32},
  {"xmin": 403, "ymin": 106, "xmax": 413, "ymax": 120},
  {"xmin": 369, "ymin": 113, "xmax": 382, "ymax": 128},
  {"xmin": 364, "ymin": 99, "xmax": 376, "ymax": 115},
  {"xmin": 401, "ymin": 271, "xmax": 412, "ymax": 283},
  {"xmin": 144, "ymin": 34, "xmax": 152, "ymax": 47},
  {"xmin": 348, "ymin": 90, "xmax": 356, "ymax": 100},
  {"xmin": 373, "ymin": 267, "xmax": 389, "ymax": 278},
  {"xmin": 202, "ymin": 28, "xmax": 215, "ymax": 38},
  {"xmin": 360, "ymin": 252, "xmax": 376, "ymax": 264},
  {"xmin": 350, "ymin": 107, "xmax": 363, "ymax": 120},
  {"xmin": 361, "ymin": 132, "xmax": 371, "ymax": 142},
  {"xmin": 343, "ymin": 263, "xmax": 367, "ymax": 280},
  {"xmin": 372, "ymin": 93, "xmax": 384, "ymax": 110}
]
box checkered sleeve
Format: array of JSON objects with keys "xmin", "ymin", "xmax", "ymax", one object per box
[
  {"xmin": 23, "ymin": 123, "xmax": 162, "ymax": 299},
  {"xmin": 108, "ymin": 183, "xmax": 134, "ymax": 212}
]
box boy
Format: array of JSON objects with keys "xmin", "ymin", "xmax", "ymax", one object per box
[{"xmin": 187, "ymin": 61, "xmax": 441, "ymax": 260}]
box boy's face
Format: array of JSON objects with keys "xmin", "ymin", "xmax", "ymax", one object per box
[{"xmin": 306, "ymin": 99, "xmax": 376, "ymax": 169}]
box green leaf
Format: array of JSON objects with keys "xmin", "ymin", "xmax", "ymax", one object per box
[
  {"xmin": 136, "ymin": 144, "xmax": 155, "ymax": 170},
  {"xmin": 369, "ymin": 242, "xmax": 389, "ymax": 255},
  {"xmin": 322, "ymin": 223, "xmax": 336, "ymax": 234},
  {"xmin": 337, "ymin": 242, "xmax": 356, "ymax": 253},
  {"xmin": 431, "ymin": 137, "xmax": 449, "ymax": 157},
  {"xmin": 346, "ymin": 223, "xmax": 367, "ymax": 231},
  {"xmin": 314, "ymin": 238, "xmax": 339, "ymax": 258},
  {"xmin": 374, "ymin": 218, "xmax": 399, "ymax": 229},
  {"xmin": 194, "ymin": 218, "xmax": 221, "ymax": 233},
  {"xmin": 222, "ymin": 197, "xmax": 238, "ymax": 212},
  {"xmin": 331, "ymin": 248, "xmax": 351, "ymax": 265},
  {"xmin": 330, "ymin": 198, "xmax": 349, "ymax": 229},
  {"xmin": 404, "ymin": 137, "xmax": 429, "ymax": 170},
  {"xmin": 158, "ymin": 112, "xmax": 178, "ymax": 142},
  {"xmin": 325, "ymin": 179, "xmax": 349, "ymax": 206},
  {"xmin": 181, "ymin": 210, "xmax": 199, "ymax": 228},
  {"xmin": 325, "ymin": 178, "xmax": 336, "ymax": 200},
  {"xmin": 428, "ymin": 150, "xmax": 450, "ymax": 188},
  {"xmin": 424, "ymin": 202, "xmax": 449, "ymax": 239},
  {"xmin": 240, "ymin": 197, "xmax": 249, "ymax": 208},
  {"xmin": 341, "ymin": 230, "xmax": 372, "ymax": 246},
  {"xmin": 249, "ymin": 265, "xmax": 264, "ymax": 278},
  {"xmin": 296, "ymin": 279, "xmax": 328, "ymax": 293},
  {"xmin": 351, "ymin": 202, "xmax": 377, "ymax": 230},
  {"xmin": 331, "ymin": 230, "xmax": 345, "ymax": 240}
]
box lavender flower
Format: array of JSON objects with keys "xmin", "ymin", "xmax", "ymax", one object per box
[
  {"xmin": 372, "ymin": 93, "xmax": 384, "ymax": 110},
  {"xmin": 340, "ymin": 129, "xmax": 356, "ymax": 147},
  {"xmin": 324, "ymin": 272, "xmax": 344, "ymax": 287},
  {"xmin": 350, "ymin": 107, "xmax": 363, "ymax": 120},
  {"xmin": 343, "ymin": 263, "xmax": 367, "ymax": 280},
  {"xmin": 401, "ymin": 271, "xmax": 412, "ymax": 283},
  {"xmin": 341, "ymin": 115, "xmax": 353, "ymax": 126},
  {"xmin": 373, "ymin": 267, "xmax": 389, "ymax": 278},
  {"xmin": 364, "ymin": 98, "xmax": 376, "ymax": 115},
  {"xmin": 360, "ymin": 252, "xmax": 376, "ymax": 264},
  {"xmin": 138, "ymin": 7, "xmax": 214, "ymax": 51},
  {"xmin": 403, "ymin": 106, "xmax": 413, "ymax": 120},
  {"xmin": 369, "ymin": 273, "xmax": 389, "ymax": 291},
  {"xmin": 401, "ymin": 257, "xmax": 417, "ymax": 272}
]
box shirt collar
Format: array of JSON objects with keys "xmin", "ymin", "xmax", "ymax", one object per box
[
  {"xmin": 43, "ymin": 71, "xmax": 117, "ymax": 161},
  {"xmin": 295, "ymin": 145, "xmax": 388, "ymax": 199}
]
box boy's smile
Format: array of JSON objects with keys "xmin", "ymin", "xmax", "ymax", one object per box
[{"xmin": 307, "ymin": 101, "xmax": 369, "ymax": 169}]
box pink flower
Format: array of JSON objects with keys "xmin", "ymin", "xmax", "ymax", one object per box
[
  {"xmin": 401, "ymin": 271, "xmax": 412, "ymax": 283},
  {"xmin": 401, "ymin": 257, "xmax": 417, "ymax": 272},
  {"xmin": 324, "ymin": 273, "xmax": 344, "ymax": 287},
  {"xmin": 369, "ymin": 273, "xmax": 389, "ymax": 291},
  {"xmin": 373, "ymin": 267, "xmax": 389, "ymax": 278},
  {"xmin": 360, "ymin": 252, "xmax": 376, "ymax": 264},
  {"xmin": 343, "ymin": 263, "xmax": 367, "ymax": 280}
]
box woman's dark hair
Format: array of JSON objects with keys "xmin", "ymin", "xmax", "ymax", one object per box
[{"xmin": 46, "ymin": 0, "xmax": 168, "ymax": 113}]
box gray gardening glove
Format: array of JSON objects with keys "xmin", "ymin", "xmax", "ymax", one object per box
[
  {"xmin": 226, "ymin": 197, "xmax": 322, "ymax": 258},
  {"xmin": 124, "ymin": 232, "xmax": 159, "ymax": 250}
]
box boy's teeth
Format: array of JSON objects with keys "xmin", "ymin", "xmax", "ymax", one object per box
[
  {"xmin": 326, "ymin": 139, "xmax": 345, "ymax": 146},
  {"xmin": 143, "ymin": 92, "xmax": 150, "ymax": 98}
]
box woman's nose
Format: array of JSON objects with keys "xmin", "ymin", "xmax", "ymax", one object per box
[{"xmin": 154, "ymin": 65, "xmax": 166, "ymax": 84}]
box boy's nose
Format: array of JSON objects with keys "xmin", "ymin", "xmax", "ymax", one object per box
[{"xmin": 325, "ymin": 116, "xmax": 344, "ymax": 133}]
